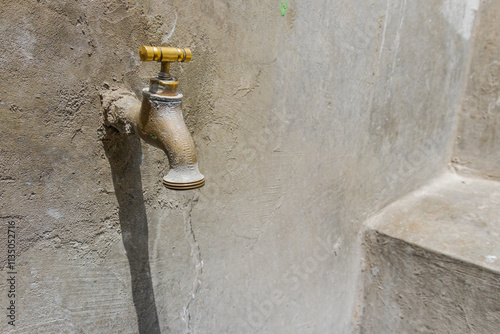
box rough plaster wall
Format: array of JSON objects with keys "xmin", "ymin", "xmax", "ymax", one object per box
[
  {"xmin": 362, "ymin": 232, "xmax": 500, "ymax": 334},
  {"xmin": 0, "ymin": 0, "xmax": 472, "ymax": 333},
  {"xmin": 453, "ymin": 0, "xmax": 500, "ymax": 180}
]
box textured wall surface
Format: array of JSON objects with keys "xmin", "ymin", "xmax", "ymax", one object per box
[
  {"xmin": 362, "ymin": 231, "xmax": 500, "ymax": 334},
  {"xmin": 0, "ymin": 0, "xmax": 473, "ymax": 333},
  {"xmin": 361, "ymin": 172, "xmax": 500, "ymax": 333},
  {"xmin": 453, "ymin": 0, "xmax": 500, "ymax": 180}
]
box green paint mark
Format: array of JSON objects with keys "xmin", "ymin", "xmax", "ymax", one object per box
[
  {"xmin": 280, "ymin": 1, "xmax": 288, "ymax": 16},
  {"xmin": 151, "ymin": 135, "xmax": 157, "ymax": 140}
]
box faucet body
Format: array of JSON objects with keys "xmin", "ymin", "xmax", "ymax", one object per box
[
  {"xmin": 138, "ymin": 82, "xmax": 205, "ymax": 190},
  {"xmin": 102, "ymin": 46, "xmax": 204, "ymax": 190}
]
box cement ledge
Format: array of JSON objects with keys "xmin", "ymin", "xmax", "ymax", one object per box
[{"xmin": 365, "ymin": 172, "xmax": 500, "ymax": 273}]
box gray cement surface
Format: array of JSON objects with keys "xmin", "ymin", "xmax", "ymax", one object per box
[
  {"xmin": 362, "ymin": 229, "xmax": 500, "ymax": 334},
  {"xmin": 366, "ymin": 172, "xmax": 500, "ymax": 273},
  {"xmin": 0, "ymin": 0, "xmax": 490, "ymax": 333},
  {"xmin": 453, "ymin": 0, "xmax": 500, "ymax": 180},
  {"xmin": 362, "ymin": 172, "xmax": 500, "ymax": 333}
]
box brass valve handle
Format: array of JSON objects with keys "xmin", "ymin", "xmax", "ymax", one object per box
[{"xmin": 139, "ymin": 46, "xmax": 192, "ymax": 63}]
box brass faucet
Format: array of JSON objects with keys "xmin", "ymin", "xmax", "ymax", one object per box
[
  {"xmin": 139, "ymin": 46, "xmax": 204, "ymax": 190},
  {"xmin": 103, "ymin": 46, "xmax": 205, "ymax": 190}
]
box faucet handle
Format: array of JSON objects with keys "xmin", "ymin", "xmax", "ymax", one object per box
[{"xmin": 139, "ymin": 46, "xmax": 192, "ymax": 63}]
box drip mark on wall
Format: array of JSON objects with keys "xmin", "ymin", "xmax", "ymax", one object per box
[
  {"xmin": 181, "ymin": 190, "xmax": 202, "ymax": 334},
  {"xmin": 440, "ymin": 0, "xmax": 479, "ymax": 40},
  {"xmin": 162, "ymin": 11, "xmax": 178, "ymax": 44}
]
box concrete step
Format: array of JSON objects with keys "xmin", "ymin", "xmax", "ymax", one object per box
[{"xmin": 361, "ymin": 173, "xmax": 500, "ymax": 334}]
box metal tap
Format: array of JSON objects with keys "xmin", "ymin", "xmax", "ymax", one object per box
[
  {"xmin": 103, "ymin": 46, "xmax": 204, "ymax": 190},
  {"xmin": 136, "ymin": 46, "xmax": 204, "ymax": 190}
]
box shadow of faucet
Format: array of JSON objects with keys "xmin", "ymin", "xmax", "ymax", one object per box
[{"xmin": 102, "ymin": 126, "xmax": 161, "ymax": 334}]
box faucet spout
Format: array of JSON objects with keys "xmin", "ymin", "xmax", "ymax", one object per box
[{"xmin": 138, "ymin": 90, "xmax": 205, "ymax": 190}]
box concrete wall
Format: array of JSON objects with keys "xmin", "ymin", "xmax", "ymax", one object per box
[
  {"xmin": 0, "ymin": 0, "xmax": 474, "ymax": 333},
  {"xmin": 361, "ymin": 2, "xmax": 500, "ymax": 332},
  {"xmin": 453, "ymin": 0, "xmax": 500, "ymax": 180},
  {"xmin": 362, "ymin": 230, "xmax": 500, "ymax": 334}
]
